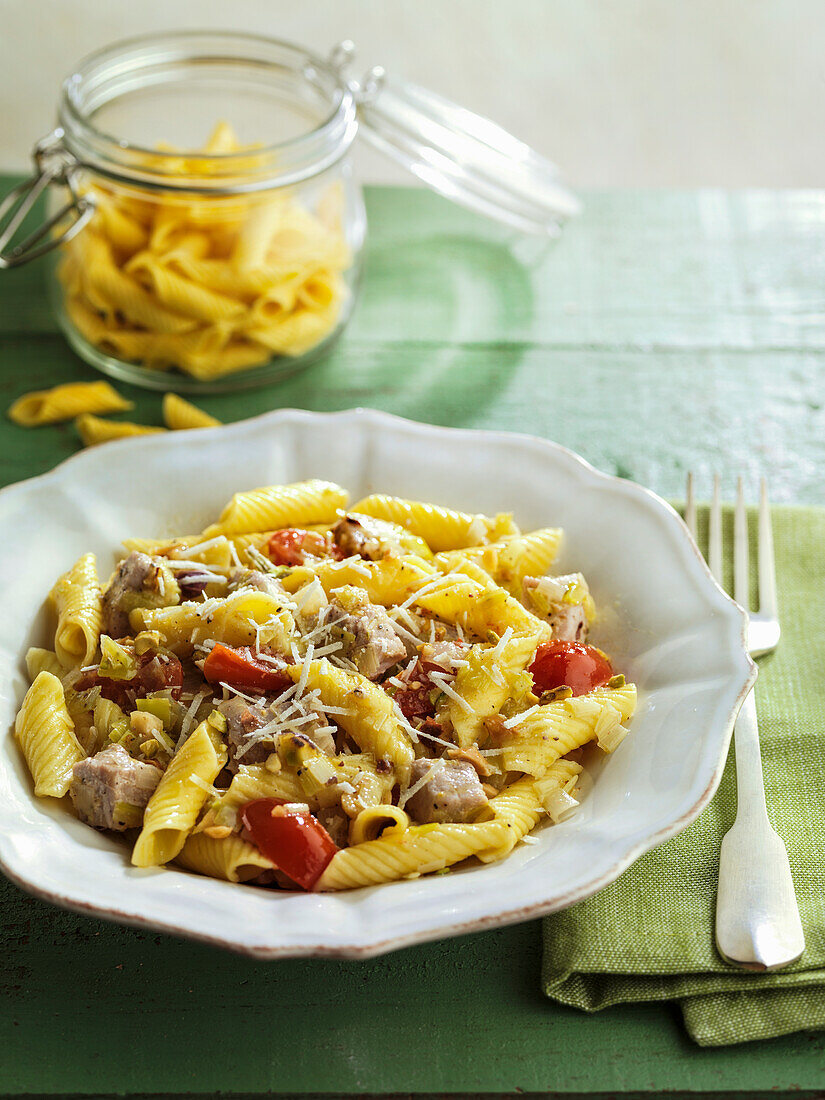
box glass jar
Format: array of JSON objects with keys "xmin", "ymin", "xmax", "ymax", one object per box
[{"xmin": 0, "ymin": 32, "xmax": 578, "ymax": 393}]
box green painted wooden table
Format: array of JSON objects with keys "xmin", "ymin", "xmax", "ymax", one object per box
[{"xmin": 1, "ymin": 184, "xmax": 824, "ymax": 1098}]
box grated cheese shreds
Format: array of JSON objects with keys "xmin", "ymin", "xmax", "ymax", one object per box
[
  {"xmin": 170, "ymin": 536, "xmax": 227, "ymax": 559},
  {"xmin": 189, "ymin": 773, "xmax": 221, "ymax": 798},
  {"xmin": 294, "ymin": 577, "xmax": 323, "ymax": 613},
  {"xmin": 153, "ymin": 726, "xmax": 176, "ymax": 755},
  {"xmin": 327, "ymin": 554, "xmax": 369, "ymax": 574},
  {"xmin": 295, "ymin": 642, "xmax": 315, "ymax": 699},
  {"xmin": 178, "ymin": 690, "xmax": 209, "ymax": 747},
  {"xmin": 502, "ymin": 704, "xmax": 540, "ymax": 729},
  {"xmin": 391, "ymin": 701, "xmax": 420, "ymax": 744},
  {"xmin": 399, "ymin": 757, "xmax": 445, "ymax": 807},
  {"xmin": 397, "ymin": 572, "xmax": 466, "ymax": 613},
  {"xmin": 164, "ymin": 558, "xmax": 231, "ymax": 574},
  {"xmin": 313, "ymin": 701, "xmax": 353, "ymax": 717},
  {"xmin": 429, "ymin": 671, "xmax": 475, "ymax": 715},
  {"xmin": 413, "ymin": 726, "xmax": 457, "ymax": 752},
  {"xmin": 486, "ymin": 664, "xmax": 506, "ymax": 688},
  {"xmin": 254, "ymin": 651, "xmax": 285, "ymax": 667},
  {"xmin": 329, "ymin": 654, "xmax": 359, "ymax": 673},
  {"xmin": 489, "ymin": 626, "xmax": 514, "ymax": 662},
  {"xmin": 390, "ymin": 605, "xmax": 422, "ymax": 633},
  {"xmin": 386, "ymin": 617, "xmax": 423, "ymax": 646},
  {"xmin": 218, "ymin": 681, "xmax": 261, "ymax": 705}
]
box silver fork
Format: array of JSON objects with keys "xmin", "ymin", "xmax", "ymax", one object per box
[{"xmin": 685, "ymin": 474, "xmax": 805, "ymax": 971}]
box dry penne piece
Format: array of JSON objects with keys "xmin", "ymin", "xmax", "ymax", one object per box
[
  {"xmin": 13, "ymin": 483, "xmax": 635, "ymax": 892},
  {"xmin": 76, "ymin": 414, "xmax": 165, "ymax": 447},
  {"xmin": 162, "ymin": 392, "xmax": 221, "ymax": 430},
  {"xmin": 8, "ymin": 380, "xmax": 133, "ymax": 426}
]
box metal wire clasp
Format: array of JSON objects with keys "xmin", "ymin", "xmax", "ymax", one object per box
[
  {"xmin": 328, "ymin": 41, "xmax": 386, "ymax": 106},
  {"xmin": 0, "ymin": 129, "xmax": 96, "ymax": 269}
]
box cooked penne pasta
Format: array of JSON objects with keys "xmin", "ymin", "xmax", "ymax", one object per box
[
  {"xmin": 15, "ymin": 672, "xmax": 84, "ymax": 797},
  {"xmin": 15, "ymin": 482, "xmax": 635, "ymax": 894},
  {"xmin": 49, "ymin": 552, "xmax": 102, "ymax": 668}
]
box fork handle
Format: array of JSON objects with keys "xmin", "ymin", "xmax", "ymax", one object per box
[
  {"xmin": 715, "ymin": 690, "xmax": 805, "ymax": 970},
  {"xmin": 729, "ymin": 691, "xmax": 769, "ymax": 821}
]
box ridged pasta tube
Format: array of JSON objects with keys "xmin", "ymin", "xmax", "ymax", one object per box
[
  {"xmin": 500, "ymin": 686, "xmax": 637, "ymax": 776},
  {"xmin": 414, "ymin": 567, "xmax": 550, "ymax": 642},
  {"xmin": 435, "ymin": 528, "xmax": 563, "ymax": 594},
  {"xmin": 8, "ymin": 381, "xmax": 133, "ymax": 426},
  {"xmin": 351, "ymin": 494, "xmax": 518, "ymax": 552},
  {"xmin": 14, "ymin": 672, "xmax": 85, "ymax": 797},
  {"xmin": 49, "ymin": 552, "xmax": 102, "ymax": 668},
  {"xmin": 349, "ymin": 805, "xmax": 410, "ymax": 846},
  {"xmin": 301, "ymin": 554, "xmax": 437, "ymax": 605},
  {"xmin": 132, "ymin": 720, "xmax": 225, "ymax": 867},
  {"xmin": 76, "ymin": 414, "xmax": 165, "ymax": 447},
  {"xmin": 448, "ymin": 632, "xmax": 544, "ymax": 749},
  {"xmin": 202, "ymin": 764, "xmax": 306, "ymax": 831},
  {"xmin": 285, "ymin": 659, "xmax": 414, "ymax": 783},
  {"xmin": 316, "ymin": 820, "xmax": 509, "ymax": 890},
  {"xmin": 131, "ymin": 588, "xmax": 294, "ymax": 654},
  {"xmin": 175, "ymin": 833, "xmax": 276, "ymax": 883},
  {"xmin": 204, "ymin": 479, "xmax": 349, "ymax": 537},
  {"xmin": 24, "ymin": 648, "xmax": 98, "ymax": 753},
  {"xmin": 162, "ymin": 392, "xmax": 221, "ymax": 430},
  {"xmin": 473, "ymin": 777, "xmax": 544, "ymax": 861}
]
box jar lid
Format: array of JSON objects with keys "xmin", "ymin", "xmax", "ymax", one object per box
[{"xmin": 334, "ymin": 41, "xmax": 580, "ymax": 236}]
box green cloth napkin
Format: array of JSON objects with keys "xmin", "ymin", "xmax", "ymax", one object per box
[{"xmin": 542, "ymin": 504, "xmax": 825, "ymax": 1046}]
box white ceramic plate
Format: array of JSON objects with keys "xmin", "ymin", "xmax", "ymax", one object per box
[{"xmin": 0, "ymin": 409, "xmax": 754, "ymax": 958}]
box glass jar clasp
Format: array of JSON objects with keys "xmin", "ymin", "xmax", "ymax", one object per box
[
  {"xmin": 328, "ymin": 40, "xmax": 385, "ymax": 106},
  {"xmin": 0, "ymin": 128, "xmax": 96, "ymax": 269}
]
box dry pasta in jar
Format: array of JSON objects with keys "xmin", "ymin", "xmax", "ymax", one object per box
[{"xmin": 56, "ymin": 123, "xmax": 354, "ymax": 386}]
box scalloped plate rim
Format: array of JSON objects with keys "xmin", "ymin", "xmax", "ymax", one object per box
[{"xmin": 0, "ymin": 407, "xmax": 755, "ymax": 958}]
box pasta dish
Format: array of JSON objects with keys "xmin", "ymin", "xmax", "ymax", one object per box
[{"xmin": 14, "ymin": 479, "xmax": 635, "ymax": 891}]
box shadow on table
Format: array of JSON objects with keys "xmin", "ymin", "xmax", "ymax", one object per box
[{"xmin": 254, "ymin": 233, "xmax": 539, "ymax": 427}]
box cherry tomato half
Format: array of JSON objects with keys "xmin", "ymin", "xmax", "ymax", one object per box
[
  {"xmin": 529, "ymin": 641, "xmax": 613, "ymax": 697},
  {"xmin": 203, "ymin": 643, "xmax": 292, "ymax": 693},
  {"xmin": 266, "ymin": 529, "xmax": 307, "ymax": 566},
  {"xmin": 241, "ymin": 798, "xmax": 339, "ymax": 890},
  {"xmin": 267, "ymin": 528, "xmax": 344, "ymax": 566}
]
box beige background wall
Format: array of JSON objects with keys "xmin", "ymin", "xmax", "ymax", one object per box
[{"xmin": 0, "ymin": 0, "xmax": 820, "ymax": 186}]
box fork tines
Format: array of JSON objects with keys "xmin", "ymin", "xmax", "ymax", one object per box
[{"xmin": 684, "ymin": 474, "xmax": 780, "ymax": 657}]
